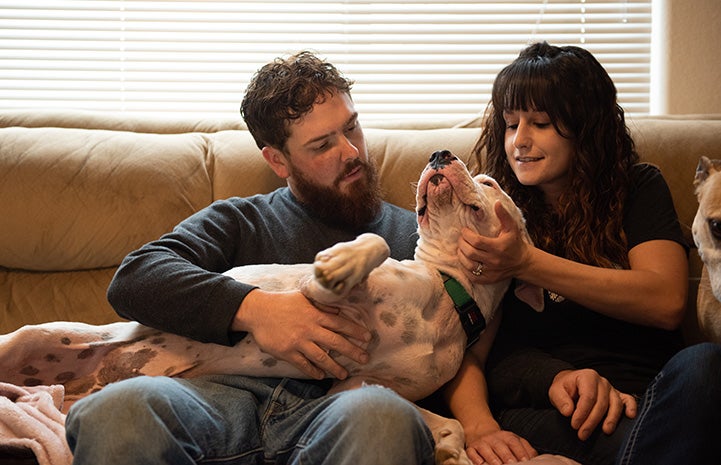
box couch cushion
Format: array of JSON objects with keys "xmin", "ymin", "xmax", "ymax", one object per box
[{"xmin": 0, "ymin": 127, "xmax": 214, "ymax": 271}]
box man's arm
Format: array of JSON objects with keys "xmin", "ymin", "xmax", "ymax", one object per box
[{"xmin": 108, "ymin": 200, "xmax": 255, "ymax": 345}]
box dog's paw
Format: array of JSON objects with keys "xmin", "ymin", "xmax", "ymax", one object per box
[
  {"xmin": 313, "ymin": 233, "xmax": 390, "ymax": 295},
  {"xmin": 313, "ymin": 246, "xmax": 358, "ymax": 294},
  {"xmin": 434, "ymin": 428, "xmax": 472, "ymax": 465}
]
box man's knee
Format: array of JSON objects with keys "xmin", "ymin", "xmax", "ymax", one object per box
[
  {"xmin": 330, "ymin": 385, "xmax": 428, "ymax": 435},
  {"xmin": 67, "ymin": 376, "xmax": 180, "ymax": 440}
]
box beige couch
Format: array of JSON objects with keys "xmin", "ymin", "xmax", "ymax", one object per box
[{"xmin": 2, "ymin": 110, "xmax": 721, "ymax": 345}]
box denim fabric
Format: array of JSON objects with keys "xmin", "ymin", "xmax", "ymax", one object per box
[
  {"xmin": 497, "ymin": 343, "xmax": 721, "ymax": 465},
  {"xmin": 616, "ymin": 342, "xmax": 721, "ymax": 465},
  {"xmin": 65, "ymin": 375, "xmax": 435, "ymax": 465}
]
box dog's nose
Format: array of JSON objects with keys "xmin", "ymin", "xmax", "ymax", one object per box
[{"xmin": 429, "ymin": 150, "xmax": 456, "ymax": 169}]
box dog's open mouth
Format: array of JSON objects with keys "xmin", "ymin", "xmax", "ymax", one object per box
[
  {"xmin": 429, "ymin": 173, "xmax": 445, "ymax": 186},
  {"xmin": 417, "ymin": 171, "xmax": 481, "ymax": 223}
]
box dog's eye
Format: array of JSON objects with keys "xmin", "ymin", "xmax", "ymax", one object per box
[{"xmin": 709, "ymin": 219, "xmax": 721, "ymax": 240}]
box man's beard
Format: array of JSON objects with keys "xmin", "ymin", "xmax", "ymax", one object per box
[{"xmin": 291, "ymin": 158, "xmax": 383, "ymax": 229}]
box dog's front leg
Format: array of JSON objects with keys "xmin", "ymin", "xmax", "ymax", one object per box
[
  {"xmin": 310, "ymin": 233, "xmax": 391, "ymax": 297},
  {"xmin": 418, "ymin": 406, "xmax": 472, "ymax": 465}
]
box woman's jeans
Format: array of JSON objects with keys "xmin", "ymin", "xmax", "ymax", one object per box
[
  {"xmin": 496, "ymin": 343, "xmax": 721, "ymax": 465},
  {"xmin": 65, "ymin": 375, "xmax": 435, "ymax": 465}
]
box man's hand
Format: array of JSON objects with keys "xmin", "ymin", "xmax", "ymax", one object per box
[
  {"xmin": 550, "ymin": 369, "xmax": 637, "ymax": 440},
  {"xmin": 233, "ymin": 289, "xmax": 371, "ymax": 379},
  {"xmin": 465, "ymin": 428, "xmax": 537, "ymax": 465}
]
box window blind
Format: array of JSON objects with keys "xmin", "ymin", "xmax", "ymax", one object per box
[{"xmin": 0, "ymin": 0, "xmax": 652, "ymax": 123}]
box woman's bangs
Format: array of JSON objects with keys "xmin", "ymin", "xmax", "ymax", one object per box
[{"xmin": 498, "ymin": 69, "xmax": 550, "ymax": 113}]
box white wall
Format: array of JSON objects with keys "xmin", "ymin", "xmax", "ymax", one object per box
[{"xmin": 652, "ymin": 0, "xmax": 721, "ymax": 114}]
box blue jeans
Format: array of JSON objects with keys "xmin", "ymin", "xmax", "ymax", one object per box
[
  {"xmin": 616, "ymin": 342, "xmax": 721, "ymax": 465},
  {"xmin": 496, "ymin": 343, "xmax": 721, "ymax": 465},
  {"xmin": 65, "ymin": 375, "xmax": 435, "ymax": 465}
]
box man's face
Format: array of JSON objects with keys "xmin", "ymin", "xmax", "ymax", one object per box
[{"xmin": 281, "ymin": 91, "xmax": 382, "ymax": 228}]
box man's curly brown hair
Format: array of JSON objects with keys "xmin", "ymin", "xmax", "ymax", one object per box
[
  {"xmin": 240, "ymin": 51, "xmax": 354, "ymax": 151},
  {"xmin": 476, "ymin": 42, "xmax": 639, "ymax": 269}
]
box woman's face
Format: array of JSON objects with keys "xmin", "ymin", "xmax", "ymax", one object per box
[{"xmin": 503, "ymin": 109, "xmax": 575, "ymax": 204}]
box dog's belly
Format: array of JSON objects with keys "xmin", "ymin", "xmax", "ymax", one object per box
[{"xmin": 216, "ymin": 260, "xmax": 468, "ymax": 400}]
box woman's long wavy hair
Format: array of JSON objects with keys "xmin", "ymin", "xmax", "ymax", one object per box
[{"xmin": 476, "ymin": 42, "xmax": 638, "ymax": 268}]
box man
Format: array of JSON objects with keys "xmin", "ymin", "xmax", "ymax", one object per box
[{"xmin": 65, "ymin": 51, "xmax": 435, "ymax": 465}]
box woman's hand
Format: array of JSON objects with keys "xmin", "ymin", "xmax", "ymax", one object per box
[
  {"xmin": 459, "ymin": 201, "xmax": 532, "ymax": 283},
  {"xmin": 465, "ymin": 427, "xmax": 537, "ymax": 465},
  {"xmin": 550, "ymin": 369, "xmax": 638, "ymax": 440}
]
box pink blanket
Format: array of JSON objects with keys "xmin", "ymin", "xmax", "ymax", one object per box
[{"xmin": 0, "ymin": 382, "xmax": 72, "ymax": 465}]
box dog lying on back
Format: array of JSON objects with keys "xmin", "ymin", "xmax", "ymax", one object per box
[
  {"xmin": 693, "ymin": 155, "xmax": 721, "ymax": 343},
  {"xmin": 1, "ymin": 150, "xmax": 545, "ymax": 465}
]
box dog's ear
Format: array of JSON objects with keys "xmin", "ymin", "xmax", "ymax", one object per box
[
  {"xmin": 695, "ymin": 156, "xmax": 712, "ymax": 187},
  {"xmin": 514, "ymin": 280, "xmax": 544, "ymax": 312},
  {"xmin": 695, "ymin": 156, "xmax": 721, "ymax": 189}
]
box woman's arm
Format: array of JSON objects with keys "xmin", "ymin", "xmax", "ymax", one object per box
[
  {"xmin": 444, "ymin": 316, "xmax": 537, "ymax": 465},
  {"xmin": 459, "ymin": 202, "xmax": 688, "ymax": 330}
]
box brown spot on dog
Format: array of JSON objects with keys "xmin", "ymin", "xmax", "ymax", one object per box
[
  {"xmin": 380, "ymin": 311, "xmax": 397, "ymax": 327},
  {"xmin": 78, "ymin": 348, "xmax": 95, "ymax": 359},
  {"xmin": 164, "ymin": 366, "xmax": 178, "ymax": 376},
  {"xmin": 24, "ymin": 378, "xmax": 43, "ymax": 386},
  {"xmin": 64, "ymin": 378, "xmax": 97, "ymax": 397},
  {"xmin": 55, "ymin": 371, "xmax": 76, "ymax": 383},
  {"xmin": 44, "ymin": 353, "xmax": 61, "ymax": 363},
  {"xmin": 401, "ymin": 315, "xmax": 419, "ymax": 344},
  {"xmin": 97, "ymin": 348, "xmax": 156, "ymax": 385},
  {"xmin": 60, "ymin": 337, "xmax": 71, "ymax": 345},
  {"xmin": 151, "ymin": 337, "xmax": 166, "ymax": 345},
  {"xmin": 20, "ymin": 365, "xmax": 39, "ymax": 376},
  {"xmin": 262, "ymin": 358, "xmax": 278, "ymax": 367},
  {"xmin": 422, "ymin": 288, "xmax": 445, "ymax": 321}
]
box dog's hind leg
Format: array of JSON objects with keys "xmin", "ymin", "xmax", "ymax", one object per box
[{"xmin": 418, "ymin": 406, "xmax": 472, "ymax": 465}]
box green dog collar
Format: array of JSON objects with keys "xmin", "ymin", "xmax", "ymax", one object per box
[{"xmin": 440, "ymin": 272, "xmax": 486, "ymax": 347}]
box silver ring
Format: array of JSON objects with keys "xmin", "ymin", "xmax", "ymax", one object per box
[{"xmin": 471, "ymin": 262, "xmax": 484, "ymax": 276}]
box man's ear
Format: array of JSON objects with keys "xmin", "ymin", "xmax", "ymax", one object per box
[{"xmin": 262, "ymin": 146, "xmax": 290, "ymax": 179}]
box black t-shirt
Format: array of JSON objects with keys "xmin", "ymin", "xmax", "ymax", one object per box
[{"xmin": 487, "ymin": 163, "xmax": 688, "ymax": 408}]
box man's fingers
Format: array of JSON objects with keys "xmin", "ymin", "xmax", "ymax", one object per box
[
  {"xmin": 318, "ymin": 314, "xmax": 371, "ymax": 366},
  {"xmin": 321, "ymin": 311, "xmax": 372, "ymax": 344},
  {"xmin": 601, "ymin": 391, "xmax": 626, "ymax": 435},
  {"xmin": 622, "ymin": 392, "xmax": 638, "ymax": 418},
  {"xmin": 548, "ymin": 373, "xmax": 576, "ymax": 417},
  {"xmin": 291, "ymin": 350, "xmax": 328, "ymax": 380}
]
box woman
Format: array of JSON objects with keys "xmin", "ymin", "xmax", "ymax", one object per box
[{"xmin": 445, "ymin": 42, "xmax": 721, "ymax": 465}]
